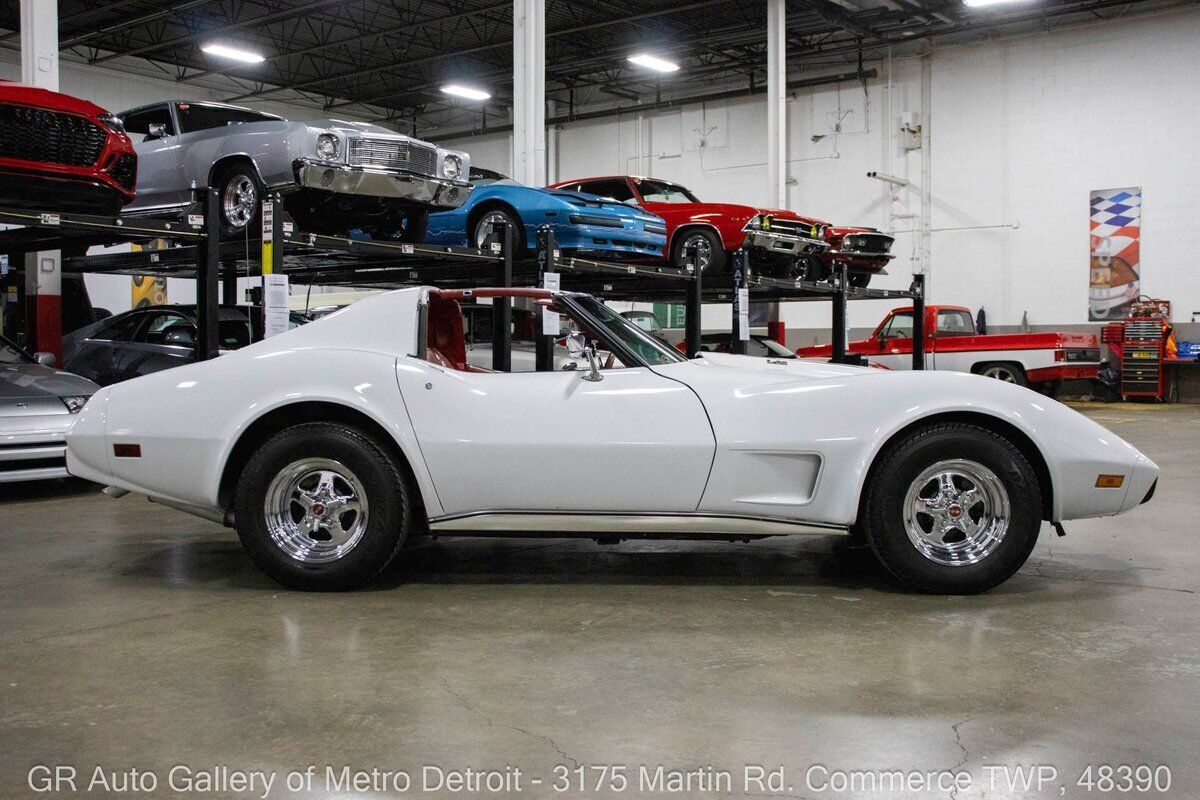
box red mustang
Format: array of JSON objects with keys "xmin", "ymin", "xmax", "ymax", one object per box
[
  {"xmin": 548, "ymin": 175, "xmax": 832, "ymax": 279},
  {"xmin": 0, "ymin": 81, "xmax": 137, "ymax": 215}
]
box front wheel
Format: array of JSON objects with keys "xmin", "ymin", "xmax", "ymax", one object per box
[
  {"xmin": 860, "ymin": 422, "xmax": 1042, "ymax": 593},
  {"xmin": 213, "ymin": 163, "xmax": 263, "ymax": 238},
  {"xmin": 671, "ymin": 228, "xmax": 727, "ymax": 276},
  {"xmin": 233, "ymin": 423, "xmax": 412, "ymax": 590},
  {"xmin": 472, "ymin": 207, "xmax": 525, "ymax": 255}
]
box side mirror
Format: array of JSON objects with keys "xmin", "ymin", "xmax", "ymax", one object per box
[
  {"xmin": 34, "ymin": 352, "xmax": 56, "ymax": 367},
  {"xmin": 565, "ymin": 331, "xmax": 602, "ymax": 382},
  {"xmin": 147, "ymin": 122, "xmax": 169, "ymax": 140},
  {"xmin": 565, "ymin": 331, "xmax": 587, "ymax": 358}
]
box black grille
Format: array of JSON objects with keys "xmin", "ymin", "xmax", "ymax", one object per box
[
  {"xmin": 0, "ymin": 103, "xmax": 107, "ymax": 167},
  {"xmin": 109, "ymin": 153, "xmax": 137, "ymax": 190},
  {"xmin": 844, "ymin": 233, "xmax": 893, "ymax": 253}
]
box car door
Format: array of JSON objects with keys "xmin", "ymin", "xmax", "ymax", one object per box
[
  {"xmin": 401, "ymin": 363, "xmax": 714, "ymax": 517},
  {"xmin": 869, "ymin": 311, "xmax": 918, "ymax": 371},
  {"xmin": 119, "ymin": 310, "xmax": 197, "ymax": 380},
  {"xmin": 64, "ymin": 312, "xmax": 146, "ymax": 386},
  {"xmin": 120, "ymin": 104, "xmax": 187, "ymax": 212}
]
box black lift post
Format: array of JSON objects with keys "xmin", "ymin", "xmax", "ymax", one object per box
[
  {"xmin": 491, "ymin": 220, "xmax": 513, "ymax": 373},
  {"xmin": 195, "ymin": 189, "xmax": 220, "ymax": 362},
  {"xmin": 730, "ymin": 249, "xmax": 748, "ymax": 356},
  {"xmin": 831, "ymin": 262, "xmax": 849, "ymax": 364},
  {"xmin": 684, "ymin": 243, "xmax": 702, "ymax": 357},
  {"xmin": 911, "ymin": 272, "xmax": 926, "ymax": 370},
  {"xmin": 535, "ymin": 226, "xmax": 556, "ymax": 372}
]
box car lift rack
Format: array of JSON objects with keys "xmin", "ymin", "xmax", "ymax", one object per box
[{"xmin": 0, "ymin": 190, "xmax": 925, "ymax": 371}]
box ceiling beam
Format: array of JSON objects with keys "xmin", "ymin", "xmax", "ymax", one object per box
[{"xmin": 60, "ymin": 0, "xmax": 213, "ymax": 49}]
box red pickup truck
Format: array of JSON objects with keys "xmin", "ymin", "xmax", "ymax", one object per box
[{"xmin": 796, "ymin": 305, "xmax": 1101, "ymax": 388}]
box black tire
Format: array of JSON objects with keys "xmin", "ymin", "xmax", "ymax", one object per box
[
  {"xmin": 974, "ymin": 362, "xmax": 1029, "ymax": 387},
  {"xmin": 212, "ymin": 161, "xmax": 263, "ymax": 239},
  {"xmin": 470, "ymin": 206, "xmax": 526, "ymax": 256},
  {"xmin": 671, "ymin": 228, "xmax": 727, "ymax": 276},
  {"xmin": 860, "ymin": 422, "xmax": 1042, "ymax": 594},
  {"xmin": 401, "ymin": 208, "xmax": 429, "ymax": 243},
  {"xmin": 849, "ymin": 271, "xmax": 872, "ymax": 289},
  {"xmin": 233, "ymin": 423, "xmax": 412, "ymax": 590}
]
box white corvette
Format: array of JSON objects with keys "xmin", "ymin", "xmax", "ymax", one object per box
[{"xmin": 66, "ymin": 287, "xmax": 1158, "ymax": 593}]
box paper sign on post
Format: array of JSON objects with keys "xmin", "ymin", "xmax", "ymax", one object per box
[
  {"xmin": 542, "ymin": 272, "xmax": 561, "ymax": 335},
  {"xmin": 263, "ymin": 273, "xmax": 290, "ymax": 339},
  {"xmin": 737, "ymin": 287, "xmax": 750, "ymax": 340}
]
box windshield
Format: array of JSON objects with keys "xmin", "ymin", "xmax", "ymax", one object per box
[
  {"xmin": 469, "ymin": 167, "xmax": 521, "ymax": 187},
  {"xmin": 633, "ymin": 178, "xmax": 700, "ymax": 203},
  {"xmin": 622, "ymin": 311, "xmax": 663, "ymax": 334},
  {"xmin": 176, "ymin": 103, "xmax": 280, "ymax": 133},
  {"xmin": 568, "ymin": 296, "xmax": 686, "ymax": 366},
  {"xmin": 0, "ymin": 335, "xmax": 32, "ymax": 364}
]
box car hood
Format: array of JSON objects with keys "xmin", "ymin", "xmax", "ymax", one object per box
[
  {"xmin": 0, "ymin": 81, "xmax": 108, "ymax": 118},
  {"xmin": 679, "ymin": 351, "xmax": 872, "ymax": 380},
  {"xmin": 0, "ymin": 362, "xmax": 99, "ymax": 404},
  {"xmin": 649, "ymin": 202, "xmax": 828, "ymax": 227}
]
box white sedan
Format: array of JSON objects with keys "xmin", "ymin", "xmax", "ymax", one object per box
[{"xmin": 65, "ymin": 287, "xmax": 1159, "ymax": 593}]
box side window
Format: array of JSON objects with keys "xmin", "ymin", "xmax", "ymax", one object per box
[
  {"xmin": 139, "ymin": 313, "xmax": 194, "ymax": 346},
  {"xmin": 882, "ymin": 312, "xmax": 914, "ymax": 339},
  {"xmin": 121, "ymin": 106, "xmax": 175, "ymax": 141},
  {"xmin": 937, "ymin": 310, "xmax": 975, "ymax": 335},
  {"xmin": 93, "ymin": 314, "xmax": 145, "ymax": 342},
  {"xmin": 577, "ymin": 179, "xmax": 636, "ymax": 203}
]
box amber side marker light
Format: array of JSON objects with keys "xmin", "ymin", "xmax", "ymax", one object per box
[
  {"xmin": 113, "ymin": 444, "xmax": 142, "ymax": 458},
  {"xmin": 1095, "ymin": 474, "xmax": 1125, "ymax": 488}
]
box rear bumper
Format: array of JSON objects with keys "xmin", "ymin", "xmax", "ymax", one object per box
[
  {"xmin": 1027, "ymin": 364, "xmax": 1100, "ymax": 382},
  {"xmin": 294, "ymin": 160, "xmax": 471, "ymax": 210},
  {"xmin": 0, "ymin": 417, "xmax": 73, "ymax": 483}
]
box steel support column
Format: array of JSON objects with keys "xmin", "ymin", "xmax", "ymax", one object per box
[
  {"xmin": 766, "ymin": 0, "xmax": 787, "ymax": 209},
  {"xmin": 512, "ymin": 0, "xmax": 546, "ymax": 187},
  {"xmin": 491, "ymin": 221, "xmax": 513, "ymax": 372},
  {"xmin": 20, "ymin": 0, "xmax": 61, "ymax": 359}
]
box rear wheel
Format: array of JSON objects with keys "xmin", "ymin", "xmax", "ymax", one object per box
[
  {"xmin": 975, "ymin": 362, "xmax": 1029, "ymax": 387},
  {"xmin": 860, "ymin": 422, "xmax": 1042, "ymax": 593},
  {"xmin": 671, "ymin": 228, "xmax": 727, "ymax": 276},
  {"xmin": 471, "ymin": 207, "xmax": 525, "ymax": 255},
  {"xmin": 234, "ymin": 423, "xmax": 412, "ymax": 590},
  {"xmin": 849, "ymin": 271, "xmax": 873, "ymax": 289}
]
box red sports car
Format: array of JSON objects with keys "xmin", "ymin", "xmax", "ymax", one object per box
[
  {"xmin": 821, "ymin": 226, "xmax": 895, "ymax": 287},
  {"xmin": 549, "ymin": 175, "xmax": 831, "ymax": 280},
  {"xmin": 0, "ymin": 81, "xmax": 137, "ymax": 215}
]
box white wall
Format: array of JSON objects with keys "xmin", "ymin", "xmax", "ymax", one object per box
[{"xmin": 443, "ymin": 6, "xmax": 1200, "ymax": 333}]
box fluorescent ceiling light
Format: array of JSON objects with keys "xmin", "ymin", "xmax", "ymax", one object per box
[
  {"xmin": 627, "ymin": 53, "xmax": 679, "ymax": 73},
  {"xmin": 201, "ymin": 43, "xmax": 265, "ymax": 63},
  {"xmin": 441, "ymin": 84, "xmax": 491, "ymax": 101},
  {"xmin": 962, "ymin": 0, "xmax": 1034, "ymax": 6}
]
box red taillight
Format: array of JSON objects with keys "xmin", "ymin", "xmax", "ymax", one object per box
[
  {"xmin": 113, "ymin": 443, "xmax": 141, "ymax": 458},
  {"xmin": 1054, "ymin": 350, "xmax": 1064, "ymax": 362}
]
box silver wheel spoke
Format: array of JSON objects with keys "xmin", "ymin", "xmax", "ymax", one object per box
[
  {"xmin": 903, "ymin": 459, "xmax": 1011, "ymax": 567},
  {"xmin": 264, "ymin": 458, "xmax": 370, "ymax": 564}
]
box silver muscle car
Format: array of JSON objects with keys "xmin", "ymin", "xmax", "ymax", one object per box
[
  {"xmin": 117, "ymin": 101, "xmax": 471, "ymax": 240},
  {"xmin": 1, "ymin": 335, "xmax": 98, "ymax": 483}
]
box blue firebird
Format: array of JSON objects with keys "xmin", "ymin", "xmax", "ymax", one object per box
[{"xmin": 425, "ymin": 167, "xmax": 667, "ymax": 257}]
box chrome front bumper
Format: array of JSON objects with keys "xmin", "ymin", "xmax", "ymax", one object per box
[
  {"xmin": 828, "ymin": 248, "xmax": 896, "ymax": 261},
  {"xmin": 744, "ymin": 229, "xmax": 827, "ymax": 257},
  {"xmin": 0, "ymin": 416, "xmax": 72, "ymax": 483},
  {"xmin": 294, "ymin": 160, "xmax": 472, "ymax": 210}
]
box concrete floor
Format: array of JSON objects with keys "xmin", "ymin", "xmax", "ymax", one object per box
[{"xmin": 1, "ymin": 404, "xmax": 1197, "ymax": 799}]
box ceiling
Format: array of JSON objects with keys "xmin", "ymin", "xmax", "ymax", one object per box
[{"xmin": 0, "ymin": 0, "xmax": 1181, "ymax": 137}]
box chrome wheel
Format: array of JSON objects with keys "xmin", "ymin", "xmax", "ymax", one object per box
[
  {"xmin": 222, "ymin": 173, "xmax": 258, "ymax": 230},
  {"xmin": 902, "ymin": 458, "xmax": 1010, "ymax": 566},
  {"xmin": 681, "ymin": 233, "xmax": 714, "ymax": 270},
  {"xmin": 474, "ymin": 211, "xmax": 512, "ymax": 249},
  {"xmin": 263, "ymin": 458, "xmax": 369, "ymax": 564},
  {"xmin": 981, "ymin": 364, "xmax": 1020, "ymax": 383}
]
